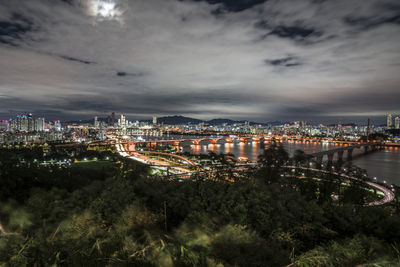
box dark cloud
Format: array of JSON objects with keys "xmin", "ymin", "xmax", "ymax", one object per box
[
  {"xmin": 0, "ymin": 13, "xmax": 34, "ymax": 46},
  {"xmin": 0, "ymin": 0, "xmax": 399, "ymax": 123},
  {"xmin": 255, "ymin": 20, "xmax": 323, "ymax": 44},
  {"xmin": 342, "ymin": 1, "xmax": 400, "ymax": 31},
  {"xmin": 59, "ymin": 0, "xmax": 74, "ymax": 5},
  {"xmin": 116, "ymin": 71, "xmax": 145, "ymax": 77},
  {"xmin": 344, "ymin": 14, "xmax": 400, "ymax": 30},
  {"xmin": 269, "ymin": 26, "xmax": 321, "ymax": 39},
  {"xmin": 0, "ymin": 87, "xmax": 272, "ymax": 121},
  {"xmin": 193, "ymin": 0, "xmax": 267, "ymax": 12},
  {"xmin": 265, "ymin": 56, "xmax": 301, "ymax": 67},
  {"xmin": 60, "ymin": 55, "xmax": 95, "ymax": 65},
  {"xmin": 271, "ymin": 87, "xmax": 400, "ymax": 123}
]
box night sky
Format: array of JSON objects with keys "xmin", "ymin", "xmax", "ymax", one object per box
[{"xmin": 0, "ymin": 0, "xmax": 399, "ymax": 123}]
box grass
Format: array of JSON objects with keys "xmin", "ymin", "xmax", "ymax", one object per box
[{"xmin": 72, "ymin": 160, "xmax": 114, "ymax": 170}]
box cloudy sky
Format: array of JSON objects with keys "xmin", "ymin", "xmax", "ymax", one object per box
[{"xmin": 0, "ymin": 0, "xmax": 399, "ymax": 123}]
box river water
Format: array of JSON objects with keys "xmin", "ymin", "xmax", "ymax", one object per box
[{"xmin": 178, "ymin": 141, "xmax": 400, "ymax": 185}]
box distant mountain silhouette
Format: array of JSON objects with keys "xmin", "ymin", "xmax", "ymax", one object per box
[
  {"xmin": 155, "ymin": 115, "xmax": 203, "ymax": 124},
  {"xmin": 207, "ymin": 118, "xmax": 237, "ymax": 125},
  {"xmin": 66, "ymin": 115, "xmax": 283, "ymax": 126},
  {"xmin": 153, "ymin": 116, "xmax": 280, "ymax": 126}
]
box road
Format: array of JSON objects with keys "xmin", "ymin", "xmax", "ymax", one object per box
[
  {"xmin": 283, "ymin": 166, "xmax": 395, "ymax": 206},
  {"xmin": 116, "ymin": 143, "xmax": 193, "ymax": 173},
  {"xmin": 115, "ymin": 139, "xmax": 395, "ymax": 206}
]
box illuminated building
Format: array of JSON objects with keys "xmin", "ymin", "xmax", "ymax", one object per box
[
  {"xmin": 35, "ymin": 118, "xmax": 45, "ymax": 131},
  {"xmin": 387, "ymin": 114, "xmax": 392, "ymax": 128},
  {"xmin": 27, "ymin": 113, "xmax": 34, "ymax": 132},
  {"xmin": 153, "ymin": 115, "xmax": 157, "ymax": 125},
  {"xmin": 54, "ymin": 120, "xmax": 62, "ymax": 131},
  {"xmin": 94, "ymin": 116, "xmax": 99, "ymax": 129},
  {"xmin": 0, "ymin": 120, "xmax": 9, "ymax": 131},
  {"xmin": 15, "ymin": 115, "xmax": 29, "ymax": 131},
  {"xmin": 395, "ymin": 116, "xmax": 400, "ymax": 129}
]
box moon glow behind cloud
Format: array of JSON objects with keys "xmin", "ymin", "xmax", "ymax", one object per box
[{"xmin": 0, "ymin": 0, "xmax": 399, "ymax": 123}]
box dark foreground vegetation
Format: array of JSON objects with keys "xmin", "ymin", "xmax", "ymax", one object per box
[{"xmin": 0, "ymin": 145, "xmax": 400, "ymax": 266}]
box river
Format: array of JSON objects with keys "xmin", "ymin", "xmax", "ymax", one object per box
[{"xmin": 177, "ymin": 141, "xmax": 400, "ymax": 185}]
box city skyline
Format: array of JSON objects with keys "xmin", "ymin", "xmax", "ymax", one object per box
[
  {"xmin": 0, "ymin": 0, "xmax": 400, "ymax": 123},
  {"xmin": 2, "ymin": 112, "xmax": 400, "ymax": 128}
]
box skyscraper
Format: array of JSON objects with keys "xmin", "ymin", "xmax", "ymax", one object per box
[
  {"xmin": 153, "ymin": 115, "xmax": 157, "ymax": 125},
  {"xmin": 16, "ymin": 114, "xmax": 28, "ymax": 131},
  {"xmin": 35, "ymin": 118, "xmax": 45, "ymax": 131},
  {"xmin": 27, "ymin": 113, "xmax": 33, "ymax": 132},
  {"xmin": 395, "ymin": 116, "xmax": 400, "ymax": 129},
  {"xmin": 94, "ymin": 116, "xmax": 99, "ymax": 129},
  {"xmin": 119, "ymin": 114, "xmax": 125, "ymax": 127},
  {"xmin": 54, "ymin": 120, "xmax": 62, "ymax": 131},
  {"xmin": 387, "ymin": 114, "xmax": 393, "ymax": 128}
]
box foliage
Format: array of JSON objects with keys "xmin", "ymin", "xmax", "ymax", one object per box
[
  {"xmin": 0, "ymin": 148, "xmax": 399, "ymax": 266},
  {"xmin": 293, "ymin": 234, "xmax": 399, "ymax": 267}
]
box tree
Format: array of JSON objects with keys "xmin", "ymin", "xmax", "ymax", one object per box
[{"xmin": 257, "ymin": 140, "xmax": 289, "ymax": 183}]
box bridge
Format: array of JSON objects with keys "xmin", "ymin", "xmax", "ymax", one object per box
[
  {"xmin": 308, "ymin": 142, "xmax": 383, "ymax": 166},
  {"xmin": 133, "ymin": 136, "xmax": 266, "ymax": 147},
  {"xmin": 53, "ymin": 134, "xmax": 400, "ymax": 151},
  {"xmin": 109, "ymin": 138, "xmax": 396, "ymax": 207}
]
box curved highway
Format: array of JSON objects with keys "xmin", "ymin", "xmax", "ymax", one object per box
[
  {"xmin": 115, "ymin": 140, "xmax": 395, "ymax": 206},
  {"xmin": 283, "ymin": 166, "xmax": 395, "ymax": 206}
]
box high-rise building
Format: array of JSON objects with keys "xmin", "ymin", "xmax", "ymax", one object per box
[
  {"xmin": 118, "ymin": 114, "xmax": 129, "ymax": 128},
  {"xmin": 153, "ymin": 115, "xmax": 157, "ymax": 125},
  {"xmin": 54, "ymin": 120, "xmax": 62, "ymax": 131},
  {"xmin": 16, "ymin": 115, "xmax": 29, "ymax": 131},
  {"xmin": 10, "ymin": 119, "xmax": 17, "ymax": 131},
  {"xmin": 395, "ymin": 116, "xmax": 400, "ymax": 129},
  {"xmin": 387, "ymin": 114, "xmax": 393, "ymax": 128},
  {"xmin": 35, "ymin": 118, "xmax": 45, "ymax": 131},
  {"xmin": 119, "ymin": 114, "xmax": 125, "ymax": 127},
  {"xmin": 27, "ymin": 113, "xmax": 34, "ymax": 132},
  {"xmin": 94, "ymin": 116, "xmax": 99, "ymax": 129}
]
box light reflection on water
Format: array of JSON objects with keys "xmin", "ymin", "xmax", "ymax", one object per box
[{"xmin": 179, "ymin": 141, "xmax": 400, "ymax": 185}]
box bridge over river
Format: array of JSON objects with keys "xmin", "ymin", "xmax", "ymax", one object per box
[{"xmin": 307, "ymin": 142, "xmax": 383, "ymax": 166}]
